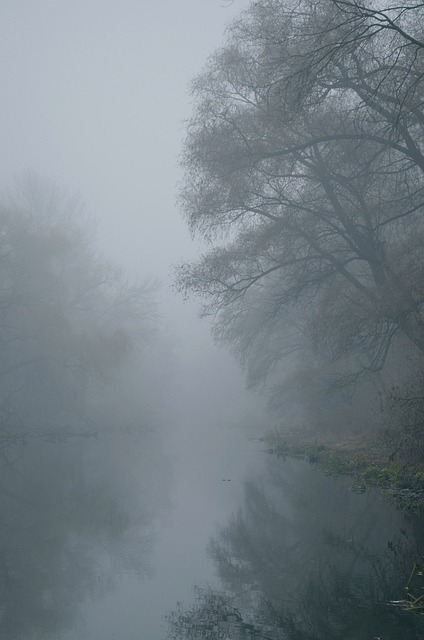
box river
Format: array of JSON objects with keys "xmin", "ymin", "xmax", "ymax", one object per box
[{"xmin": 0, "ymin": 412, "xmax": 423, "ymax": 639}]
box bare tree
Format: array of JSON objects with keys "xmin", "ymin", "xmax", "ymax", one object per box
[{"xmin": 177, "ymin": 0, "xmax": 424, "ymax": 391}]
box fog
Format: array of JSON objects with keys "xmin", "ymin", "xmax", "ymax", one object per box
[
  {"xmin": 0, "ymin": 1, "xmax": 262, "ymax": 415},
  {"xmin": 0, "ymin": 2, "xmax": 269, "ymax": 638},
  {"xmin": 0, "ymin": 1, "xmax": 233, "ymax": 271},
  {"xmin": 1, "ymin": 1, "xmax": 424, "ymax": 638},
  {"xmin": 0, "ymin": 0, "xmax": 258, "ymax": 409}
]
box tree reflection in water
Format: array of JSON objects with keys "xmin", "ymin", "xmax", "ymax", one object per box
[
  {"xmin": 166, "ymin": 459, "xmax": 424, "ymax": 639},
  {"xmin": 0, "ymin": 430, "xmax": 165, "ymax": 639}
]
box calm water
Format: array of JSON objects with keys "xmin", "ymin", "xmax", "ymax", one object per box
[{"xmin": 1, "ymin": 419, "xmax": 423, "ymax": 639}]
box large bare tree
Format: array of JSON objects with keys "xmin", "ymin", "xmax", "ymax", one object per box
[{"xmin": 177, "ymin": 0, "xmax": 424, "ymax": 388}]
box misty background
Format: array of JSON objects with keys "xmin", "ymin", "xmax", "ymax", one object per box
[
  {"xmin": 0, "ymin": 3, "xmax": 268, "ymax": 638},
  {"xmin": 0, "ymin": 1, "xmax": 236, "ymax": 276},
  {"xmin": 0, "ymin": 0, "xmax": 258, "ymax": 638},
  {"xmin": 0, "ymin": 0, "xmax": 265, "ymax": 429},
  {"xmin": 1, "ymin": 1, "xmax": 424, "ymax": 639}
]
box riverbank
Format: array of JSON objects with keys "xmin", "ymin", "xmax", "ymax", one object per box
[{"xmin": 263, "ymin": 428, "xmax": 424, "ymax": 513}]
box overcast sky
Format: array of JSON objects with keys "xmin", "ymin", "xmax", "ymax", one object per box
[
  {"xmin": 0, "ymin": 0, "xmax": 250, "ymax": 382},
  {"xmin": 0, "ymin": 0, "xmax": 241, "ymax": 280}
]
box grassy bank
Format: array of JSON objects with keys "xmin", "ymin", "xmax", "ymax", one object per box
[{"xmin": 262, "ymin": 428, "xmax": 424, "ymax": 513}]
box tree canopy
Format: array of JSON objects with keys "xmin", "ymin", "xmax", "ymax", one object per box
[{"xmin": 177, "ymin": 0, "xmax": 424, "ymax": 414}]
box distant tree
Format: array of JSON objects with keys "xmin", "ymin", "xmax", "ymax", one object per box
[
  {"xmin": 0, "ymin": 173, "xmax": 158, "ymax": 443},
  {"xmin": 176, "ymin": 0, "xmax": 424, "ymax": 396},
  {"xmin": 0, "ymin": 174, "xmax": 173, "ymax": 639}
]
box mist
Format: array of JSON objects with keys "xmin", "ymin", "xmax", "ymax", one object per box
[
  {"xmin": 0, "ymin": 2, "xmax": 268, "ymax": 638},
  {"xmin": 1, "ymin": 1, "xmax": 424, "ymax": 639}
]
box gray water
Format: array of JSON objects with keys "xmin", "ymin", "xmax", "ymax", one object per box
[
  {"xmin": 0, "ymin": 415, "xmax": 423, "ymax": 639},
  {"xmin": 70, "ymin": 420, "xmax": 264, "ymax": 639}
]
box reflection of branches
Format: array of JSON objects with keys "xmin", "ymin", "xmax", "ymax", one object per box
[
  {"xmin": 205, "ymin": 466, "xmax": 424, "ymax": 639},
  {"xmin": 165, "ymin": 587, "xmax": 280, "ymax": 640},
  {"xmin": 0, "ymin": 431, "xmax": 157, "ymax": 639}
]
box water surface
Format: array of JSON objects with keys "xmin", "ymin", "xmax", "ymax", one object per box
[{"xmin": 1, "ymin": 420, "xmax": 423, "ymax": 639}]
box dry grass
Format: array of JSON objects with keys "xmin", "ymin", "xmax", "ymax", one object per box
[{"xmin": 263, "ymin": 426, "xmax": 424, "ymax": 512}]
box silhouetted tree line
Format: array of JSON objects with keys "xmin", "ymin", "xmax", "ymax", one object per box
[{"xmin": 176, "ymin": 0, "xmax": 424, "ymax": 453}]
